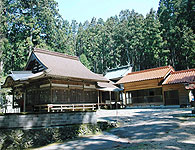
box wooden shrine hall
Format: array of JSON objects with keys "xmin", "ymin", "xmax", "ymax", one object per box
[{"xmin": 2, "ymin": 48, "xmax": 109, "ymax": 112}]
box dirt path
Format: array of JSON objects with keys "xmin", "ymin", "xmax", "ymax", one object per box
[{"xmin": 36, "ymin": 108, "xmax": 195, "ymax": 150}]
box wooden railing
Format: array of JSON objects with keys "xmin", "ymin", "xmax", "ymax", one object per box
[{"xmin": 34, "ymin": 103, "xmax": 97, "ymax": 112}]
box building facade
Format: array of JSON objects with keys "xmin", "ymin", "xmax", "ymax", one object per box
[
  {"xmin": 117, "ymin": 66, "xmax": 195, "ymax": 106},
  {"xmin": 2, "ymin": 48, "xmax": 108, "ymax": 112}
]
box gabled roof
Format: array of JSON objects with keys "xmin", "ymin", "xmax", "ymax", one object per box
[
  {"xmin": 104, "ymin": 65, "xmax": 132, "ymax": 80},
  {"xmin": 117, "ymin": 66, "xmax": 174, "ymax": 84},
  {"xmin": 25, "ymin": 48, "xmax": 108, "ymax": 82},
  {"xmin": 163, "ymin": 69, "xmax": 195, "ymax": 85},
  {"xmin": 2, "ymin": 48, "xmax": 108, "ymax": 88}
]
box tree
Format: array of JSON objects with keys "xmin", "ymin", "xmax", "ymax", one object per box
[
  {"xmin": 1, "ymin": 0, "xmax": 194, "ymax": 75},
  {"xmin": 79, "ymin": 54, "xmax": 91, "ymax": 70},
  {"xmin": 158, "ymin": 0, "xmax": 195, "ymax": 70},
  {"xmin": 142, "ymin": 8, "xmax": 165, "ymax": 69},
  {"xmin": 1, "ymin": 0, "xmax": 72, "ymax": 74}
]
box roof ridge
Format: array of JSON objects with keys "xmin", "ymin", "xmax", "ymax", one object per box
[
  {"xmin": 127, "ymin": 65, "xmax": 173, "ymax": 76},
  {"xmin": 33, "ymin": 48, "xmax": 79, "ymax": 61},
  {"xmin": 107, "ymin": 64, "xmax": 132, "ymax": 72},
  {"xmin": 171, "ymin": 68, "xmax": 195, "ymax": 74}
]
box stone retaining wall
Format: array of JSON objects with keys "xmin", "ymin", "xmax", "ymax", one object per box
[
  {"xmin": 0, "ymin": 122, "xmax": 117, "ymax": 149},
  {"xmin": 0, "ymin": 111, "xmax": 97, "ymax": 129}
]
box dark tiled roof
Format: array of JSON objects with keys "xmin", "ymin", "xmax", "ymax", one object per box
[
  {"xmin": 117, "ymin": 66, "xmax": 174, "ymax": 84},
  {"xmin": 32, "ymin": 48, "xmax": 108, "ymax": 82}
]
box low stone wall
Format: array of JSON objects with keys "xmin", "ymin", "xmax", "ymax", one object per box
[
  {"xmin": 0, "ymin": 111, "xmax": 97, "ymax": 129},
  {"xmin": 0, "ymin": 122, "xmax": 117, "ymax": 149}
]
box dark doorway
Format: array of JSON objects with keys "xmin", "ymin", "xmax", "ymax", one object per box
[{"xmin": 164, "ymin": 90, "xmax": 179, "ymax": 105}]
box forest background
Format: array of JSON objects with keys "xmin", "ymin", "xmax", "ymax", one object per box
[{"xmin": 0, "ymin": 0, "xmax": 194, "ymax": 75}]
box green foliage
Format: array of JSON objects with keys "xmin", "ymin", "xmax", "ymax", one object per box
[
  {"xmin": 158, "ymin": 0, "xmax": 195, "ymax": 70},
  {"xmin": 0, "ymin": 77, "xmax": 10, "ymax": 108},
  {"xmin": 1, "ymin": 0, "xmax": 74, "ymax": 74},
  {"xmin": 80, "ymin": 54, "xmax": 91, "ymax": 70},
  {"xmin": 1, "ymin": 0, "xmax": 194, "ymax": 75}
]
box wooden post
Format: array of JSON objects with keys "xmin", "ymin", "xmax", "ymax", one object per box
[
  {"xmin": 162, "ymin": 86, "xmax": 165, "ymax": 105},
  {"xmin": 100, "ymin": 91, "xmax": 103, "ymax": 104},
  {"xmin": 12, "ymin": 90, "xmax": 15, "ymax": 108},
  {"xmin": 116, "ymin": 91, "xmax": 119, "ymax": 109},
  {"xmin": 97, "ymin": 90, "xmax": 100, "ymax": 109},
  {"xmin": 48, "ymin": 105, "xmax": 50, "ymax": 112},
  {"xmin": 49, "ymin": 79, "xmax": 52, "ymax": 103},
  {"xmin": 120, "ymin": 91, "xmax": 123, "ymax": 107},
  {"xmin": 68, "ymin": 82, "xmax": 70, "ymax": 103},
  {"xmin": 72, "ymin": 104, "xmax": 75, "ymax": 111},
  {"xmin": 109, "ymin": 91, "xmax": 112, "ymax": 109},
  {"xmin": 23, "ymin": 89, "xmax": 27, "ymax": 112},
  {"xmin": 124, "ymin": 91, "xmax": 127, "ymax": 106}
]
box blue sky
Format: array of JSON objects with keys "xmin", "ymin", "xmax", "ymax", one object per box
[{"xmin": 56, "ymin": 0, "xmax": 160, "ymax": 23}]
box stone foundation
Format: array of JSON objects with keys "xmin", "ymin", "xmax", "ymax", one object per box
[{"xmin": 0, "ymin": 111, "xmax": 97, "ymax": 129}]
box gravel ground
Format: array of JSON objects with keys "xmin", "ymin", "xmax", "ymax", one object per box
[{"xmin": 36, "ymin": 108, "xmax": 195, "ymax": 150}]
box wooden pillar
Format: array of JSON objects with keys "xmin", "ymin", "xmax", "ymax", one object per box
[
  {"xmin": 162, "ymin": 86, "xmax": 165, "ymax": 106},
  {"xmin": 100, "ymin": 91, "xmax": 103, "ymax": 104},
  {"xmin": 120, "ymin": 91, "xmax": 123, "ymax": 107},
  {"xmin": 116, "ymin": 91, "xmax": 119, "ymax": 109},
  {"xmin": 82, "ymin": 82, "xmax": 85, "ymax": 103},
  {"xmin": 23, "ymin": 89, "xmax": 27, "ymax": 112},
  {"xmin": 49, "ymin": 79, "xmax": 52, "ymax": 103},
  {"xmin": 12, "ymin": 90, "xmax": 15, "ymax": 108},
  {"xmin": 109, "ymin": 91, "xmax": 112, "ymax": 109},
  {"xmin": 124, "ymin": 91, "xmax": 127, "ymax": 106},
  {"xmin": 97, "ymin": 90, "xmax": 100, "ymax": 109},
  {"xmin": 68, "ymin": 83, "xmax": 70, "ymax": 103}
]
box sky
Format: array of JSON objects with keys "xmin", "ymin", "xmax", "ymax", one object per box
[{"xmin": 56, "ymin": 0, "xmax": 160, "ymax": 24}]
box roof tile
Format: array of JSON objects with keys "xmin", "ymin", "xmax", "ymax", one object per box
[
  {"xmin": 163, "ymin": 69, "xmax": 195, "ymax": 85},
  {"xmin": 117, "ymin": 66, "xmax": 174, "ymax": 84}
]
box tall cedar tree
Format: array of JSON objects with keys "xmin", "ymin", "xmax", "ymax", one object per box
[
  {"xmin": 1, "ymin": 0, "xmax": 194, "ymax": 75},
  {"xmin": 158, "ymin": 0, "xmax": 195, "ymax": 70},
  {"xmin": 1, "ymin": 0, "xmax": 74, "ymax": 74}
]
